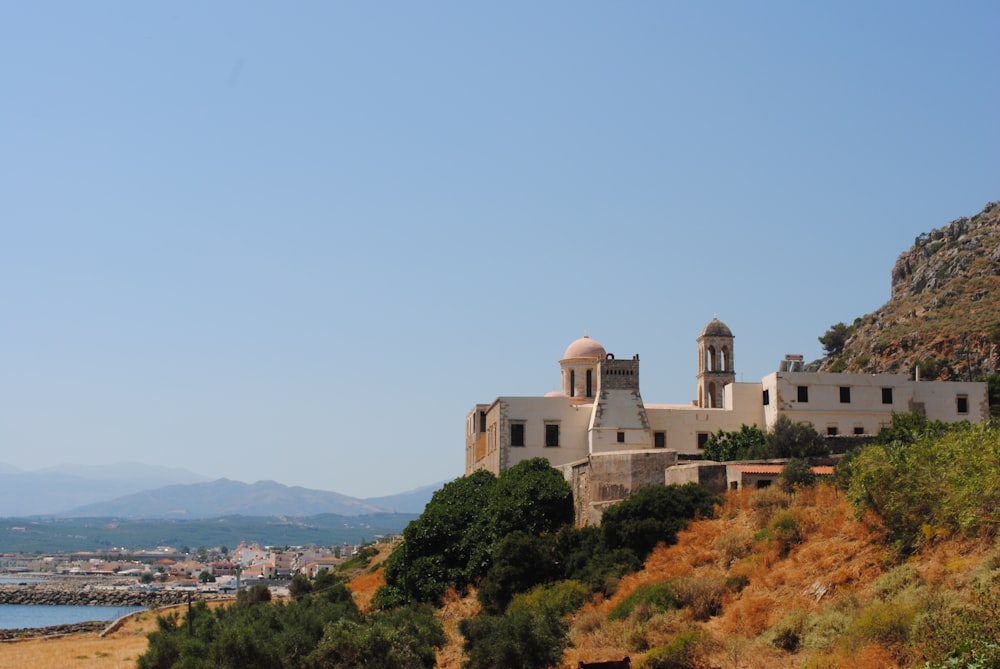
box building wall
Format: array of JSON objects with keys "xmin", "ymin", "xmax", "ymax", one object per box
[
  {"xmin": 762, "ymin": 371, "xmax": 988, "ymax": 435},
  {"xmin": 646, "ymin": 383, "xmax": 765, "ymax": 455}
]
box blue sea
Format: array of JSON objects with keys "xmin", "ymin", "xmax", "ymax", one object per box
[{"xmin": 0, "ymin": 604, "xmax": 145, "ymax": 630}]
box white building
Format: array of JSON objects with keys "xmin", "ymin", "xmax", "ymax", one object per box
[{"xmin": 465, "ymin": 319, "xmax": 988, "ymax": 478}]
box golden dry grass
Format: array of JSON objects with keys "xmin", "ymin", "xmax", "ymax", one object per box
[{"xmin": 0, "ymin": 606, "xmax": 178, "ymax": 669}]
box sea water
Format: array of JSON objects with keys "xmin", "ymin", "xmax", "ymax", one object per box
[{"xmin": 0, "ymin": 604, "xmax": 145, "ymax": 630}]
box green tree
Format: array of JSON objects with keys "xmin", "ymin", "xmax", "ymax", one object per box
[
  {"xmin": 378, "ymin": 458, "xmax": 573, "ymax": 607},
  {"xmin": 819, "ymin": 322, "xmax": 851, "ymax": 356},
  {"xmin": 198, "ymin": 570, "xmax": 215, "ymax": 584},
  {"xmin": 780, "ymin": 458, "xmax": 817, "ymax": 492},
  {"xmin": 703, "ymin": 424, "xmax": 770, "ymax": 462},
  {"xmin": 289, "ymin": 573, "xmax": 313, "ymax": 601},
  {"xmin": 601, "ymin": 483, "xmax": 719, "ymax": 562},
  {"xmin": 459, "ymin": 608, "xmax": 568, "ymax": 669},
  {"xmin": 768, "ymin": 416, "xmax": 829, "ymax": 458},
  {"xmin": 477, "ymin": 531, "xmax": 558, "ymax": 615}
]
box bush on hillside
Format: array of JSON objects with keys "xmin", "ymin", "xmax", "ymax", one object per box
[
  {"xmin": 378, "ymin": 458, "xmax": 574, "ymax": 606},
  {"xmin": 459, "ymin": 607, "xmax": 568, "ymax": 669},
  {"xmin": 845, "ymin": 421, "xmax": 1000, "ymax": 550},
  {"xmin": 601, "ymin": 483, "xmax": 719, "ymax": 562}
]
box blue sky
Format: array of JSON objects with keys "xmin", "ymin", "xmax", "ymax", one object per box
[{"xmin": 1, "ymin": 2, "xmax": 997, "ymax": 498}]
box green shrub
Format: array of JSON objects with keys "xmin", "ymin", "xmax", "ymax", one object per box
[
  {"xmin": 507, "ymin": 580, "xmax": 590, "ymax": 618},
  {"xmin": 846, "ymin": 422, "xmax": 1000, "ymax": 550},
  {"xmin": 459, "ymin": 608, "xmax": 568, "ymax": 669},
  {"xmin": 748, "ymin": 487, "xmax": 792, "ymax": 528},
  {"xmin": 846, "ymin": 600, "xmax": 916, "ymax": 647},
  {"xmin": 713, "ymin": 529, "xmax": 753, "ymax": 566},
  {"xmin": 601, "ymin": 483, "xmax": 719, "ymax": 562},
  {"xmin": 609, "ymin": 582, "xmax": 676, "ymax": 621},
  {"xmin": 638, "ymin": 631, "xmax": 710, "ymax": 669},
  {"xmin": 664, "ymin": 576, "xmax": 726, "ymax": 621},
  {"xmin": 780, "ymin": 458, "xmax": 817, "ymax": 492},
  {"xmin": 769, "ymin": 610, "xmax": 807, "ymax": 652}
]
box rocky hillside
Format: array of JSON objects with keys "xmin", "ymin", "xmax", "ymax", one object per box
[{"xmin": 819, "ymin": 201, "xmax": 1000, "ymax": 380}]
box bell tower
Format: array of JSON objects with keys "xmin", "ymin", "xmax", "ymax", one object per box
[{"xmin": 697, "ymin": 318, "xmax": 735, "ymax": 408}]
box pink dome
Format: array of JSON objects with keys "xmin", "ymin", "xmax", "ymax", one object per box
[
  {"xmin": 544, "ymin": 390, "xmax": 567, "ymax": 398},
  {"xmin": 563, "ymin": 335, "xmax": 606, "ymax": 360}
]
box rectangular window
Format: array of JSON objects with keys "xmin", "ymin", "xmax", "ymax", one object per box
[
  {"xmin": 957, "ymin": 395, "xmax": 969, "ymax": 414},
  {"xmin": 762, "ymin": 389, "xmax": 770, "ymax": 406},
  {"xmin": 797, "ymin": 385, "xmax": 809, "ymax": 402},
  {"xmin": 654, "ymin": 431, "xmax": 666, "ymax": 448},
  {"xmin": 479, "ymin": 411, "xmax": 486, "ymax": 433},
  {"xmin": 616, "ymin": 431, "xmax": 625, "ymax": 443},
  {"xmin": 569, "ymin": 370, "xmax": 575, "ymax": 397},
  {"xmin": 882, "ymin": 387, "xmax": 893, "ymax": 404},
  {"xmin": 545, "ymin": 423, "xmax": 560, "ymax": 447},
  {"xmin": 853, "ymin": 426, "xmax": 865, "ymax": 435},
  {"xmin": 840, "ymin": 386, "xmax": 851, "ymax": 403},
  {"xmin": 827, "ymin": 426, "xmax": 839, "ymax": 436},
  {"xmin": 510, "ymin": 422, "xmax": 525, "ymax": 447},
  {"xmin": 586, "ymin": 370, "xmax": 593, "ymax": 397},
  {"xmin": 697, "ymin": 432, "xmax": 709, "ymax": 449}
]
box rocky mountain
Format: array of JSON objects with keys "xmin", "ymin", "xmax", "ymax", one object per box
[{"xmin": 818, "ymin": 201, "xmax": 1000, "ymax": 381}]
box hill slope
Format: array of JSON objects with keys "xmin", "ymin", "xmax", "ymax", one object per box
[{"xmin": 819, "ymin": 201, "xmax": 1000, "ymax": 379}]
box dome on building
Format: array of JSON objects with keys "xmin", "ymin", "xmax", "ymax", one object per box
[
  {"xmin": 544, "ymin": 390, "xmax": 567, "ymax": 398},
  {"xmin": 700, "ymin": 318, "xmax": 733, "ymax": 338},
  {"xmin": 563, "ymin": 335, "xmax": 607, "ymax": 360}
]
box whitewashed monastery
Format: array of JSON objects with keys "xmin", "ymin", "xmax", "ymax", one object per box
[{"xmin": 465, "ymin": 319, "xmax": 987, "ymax": 523}]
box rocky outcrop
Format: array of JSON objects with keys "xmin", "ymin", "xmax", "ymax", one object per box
[{"xmin": 819, "ymin": 201, "xmax": 1000, "ymax": 381}]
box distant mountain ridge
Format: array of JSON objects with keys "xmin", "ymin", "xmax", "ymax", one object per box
[
  {"xmin": 61, "ymin": 478, "xmax": 387, "ymax": 519},
  {"xmin": 818, "ymin": 201, "xmax": 1000, "ymax": 380},
  {"xmin": 0, "ymin": 462, "xmax": 442, "ymax": 518},
  {"xmin": 0, "ymin": 462, "xmax": 209, "ymax": 517}
]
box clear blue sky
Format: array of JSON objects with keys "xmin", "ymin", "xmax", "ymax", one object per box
[{"xmin": 2, "ymin": 3, "xmax": 997, "ymax": 498}]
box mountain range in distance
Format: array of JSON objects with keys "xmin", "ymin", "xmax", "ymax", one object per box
[{"xmin": 0, "ymin": 461, "xmax": 444, "ymax": 519}]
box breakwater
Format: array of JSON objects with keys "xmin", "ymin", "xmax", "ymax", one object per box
[{"xmin": 0, "ymin": 581, "xmax": 187, "ymax": 608}]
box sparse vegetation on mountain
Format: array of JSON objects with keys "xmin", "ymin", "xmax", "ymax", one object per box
[{"xmin": 818, "ymin": 201, "xmax": 1000, "ymax": 380}]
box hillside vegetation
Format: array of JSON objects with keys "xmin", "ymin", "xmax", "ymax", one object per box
[{"xmin": 128, "ymin": 418, "xmax": 1000, "ymax": 668}]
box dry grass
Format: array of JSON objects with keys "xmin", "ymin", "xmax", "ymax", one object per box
[
  {"xmin": 0, "ymin": 606, "xmax": 182, "ymax": 669},
  {"xmin": 347, "ymin": 567, "xmax": 385, "ymax": 614},
  {"xmin": 435, "ymin": 587, "xmax": 481, "ymax": 669}
]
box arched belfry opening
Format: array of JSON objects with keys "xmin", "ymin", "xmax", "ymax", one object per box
[{"xmin": 697, "ymin": 318, "xmax": 735, "ymax": 408}]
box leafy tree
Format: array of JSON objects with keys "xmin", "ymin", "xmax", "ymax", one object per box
[
  {"xmin": 459, "ymin": 607, "xmax": 568, "ymax": 669},
  {"xmin": 819, "ymin": 322, "xmax": 851, "ymax": 356},
  {"xmin": 768, "ymin": 416, "xmax": 829, "ymax": 458},
  {"xmin": 601, "ymin": 483, "xmax": 719, "ymax": 562},
  {"xmin": 304, "ymin": 606, "xmax": 443, "ymax": 669},
  {"xmin": 780, "ymin": 458, "xmax": 816, "ymax": 492},
  {"xmin": 703, "ymin": 424, "xmax": 770, "ymax": 462},
  {"xmin": 198, "ymin": 570, "xmax": 215, "ymax": 584},
  {"xmin": 876, "ymin": 411, "xmax": 952, "ymax": 446},
  {"xmin": 552, "ymin": 525, "xmax": 641, "ymax": 594},
  {"xmin": 466, "ymin": 458, "xmax": 574, "ymax": 577},
  {"xmin": 380, "ymin": 469, "xmax": 497, "ymax": 605},
  {"xmin": 235, "ymin": 583, "xmax": 272, "ymax": 607},
  {"xmin": 289, "ymin": 573, "xmax": 313, "ymax": 601},
  {"xmin": 378, "ymin": 458, "xmax": 573, "ymax": 606},
  {"xmin": 846, "ymin": 421, "xmax": 998, "ymax": 550},
  {"xmin": 477, "ymin": 531, "xmax": 559, "ymax": 615}
]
